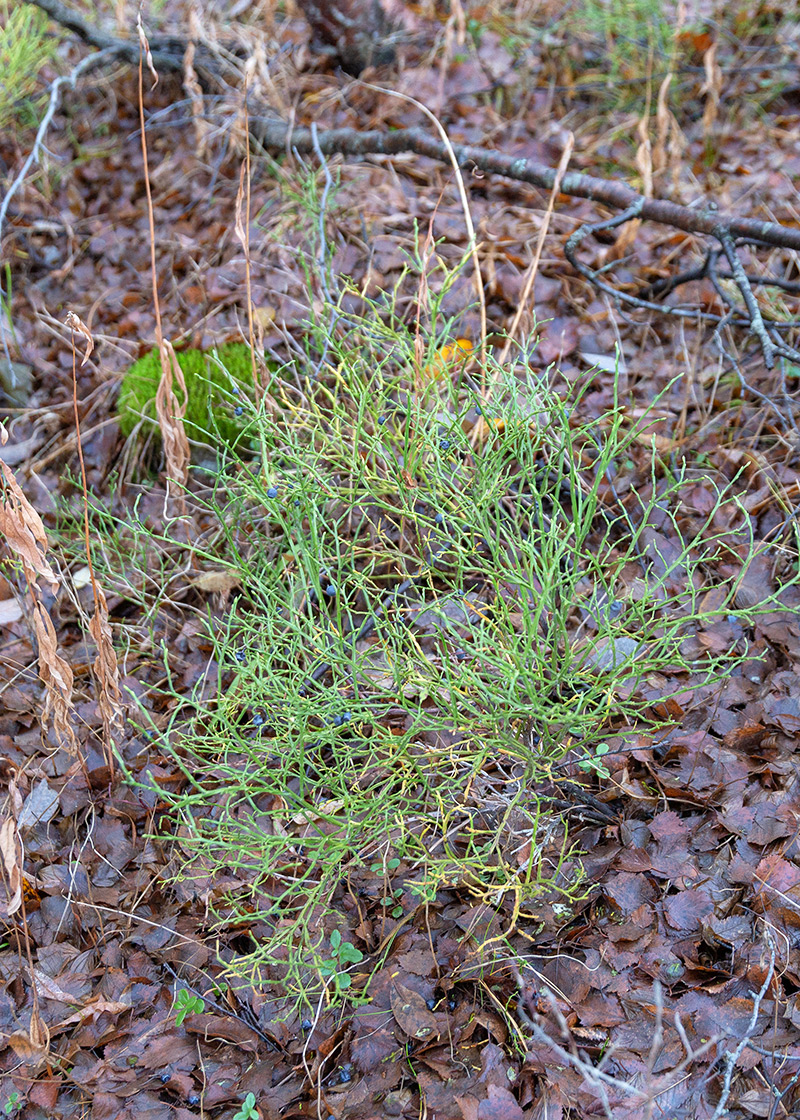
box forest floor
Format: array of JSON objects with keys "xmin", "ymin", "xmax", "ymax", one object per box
[{"xmin": 2, "ymin": 2, "xmax": 800, "ymax": 1118}]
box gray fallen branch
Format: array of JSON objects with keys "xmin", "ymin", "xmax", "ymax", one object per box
[{"xmin": 27, "ymin": 0, "xmax": 800, "ymax": 254}]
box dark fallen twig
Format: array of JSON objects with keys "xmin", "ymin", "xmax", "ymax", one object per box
[
  {"xmin": 25, "ymin": 0, "xmax": 800, "ymax": 252},
  {"xmin": 565, "ymin": 209, "xmax": 800, "ymax": 372},
  {"xmin": 716, "ymin": 226, "xmax": 776, "ymax": 366},
  {"xmin": 640, "ymin": 251, "xmax": 800, "ymax": 302},
  {"xmin": 23, "ymin": 0, "xmax": 800, "ymax": 380},
  {"xmin": 160, "ymin": 959, "xmax": 284, "ymax": 1050},
  {"xmin": 30, "ymin": 0, "xmax": 241, "ymax": 80}
]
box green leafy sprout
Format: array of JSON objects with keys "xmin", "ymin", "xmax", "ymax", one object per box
[
  {"xmin": 2, "ymin": 1093, "xmax": 22, "ymax": 1118},
  {"xmin": 173, "ymin": 988, "xmax": 205, "ymax": 1026},
  {"xmin": 232, "ymin": 1092, "xmax": 259, "ymax": 1120},
  {"xmin": 318, "ymin": 929, "xmax": 365, "ymax": 992}
]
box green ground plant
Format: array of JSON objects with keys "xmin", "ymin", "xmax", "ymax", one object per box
[
  {"xmin": 116, "ymin": 341, "xmax": 264, "ymax": 454},
  {"xmin": 75, "ymin": 240, "xmax": 797, "ymax": 1022},
  {"xmin": 0, "ymin": 4, "xmax": 56, "ymax": 133},
  {"xmin": 576, "ymin": 0, "xmax": 673, "ymax": 79},
  {"xmin": 172, "ymin": 989, "xmax": 204, "ymax": 1026}
]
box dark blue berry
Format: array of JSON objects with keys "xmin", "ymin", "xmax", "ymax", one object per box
[
  {"xmin": 339, "ymin": 1064, "xmax": 352, "ymax": 1084},
  {"xmin": 267, "ymin": 486, "xmax": 278, "ymax": 499},
  {"xmin": 325, "ymin": 584, "xmax": 336, "ymax": 597},
  {"xmin": 448, "ymin": 998, "xmax": 456, "ymax": 1010},
  {"xmin": 332, "ymin": 715, "xmax": 343, "ymax": 727},
  {"xmin": 294, "ymin": 498, "xmax": 301, "ymax": 507},
  {"xmin": 475, "ymin": 405, "xmax": 482, "ymax": 415},
  {"xmin": 160, "ymin": 1070, "xmax": 171, "ymax": 1084},
  {"xmin": 435, "ymin": 513, "xmax": 444, "ymax": 524},
  {"xmin": 188, "ymin": 1094, "xmax": 201, "ymax": 1106},
  {"xmin": 253, "ymin": 713, "xmax": 264, "ymax": 727},
  {"xmin": 456, "ymin": 650, "xmax": 468, "ymax": 661},
  {"xmin": 301, "ymin": 1018, "xmax": 313, "ymax": 1031},
  {"xmin": 234, "ymin": 406, "xmax": 243, "ymax": 417},
  {"xmin": 342, "ymin": 712, "xmax": 352, "ymax": 722},
  {"xmin": 439, "ymin": 439, "xmax": 450, "ymax": 450},
  {"xmin": 231, "ymin": 385, "xmax": 240, "ymax": 396},
  {"xmin": 426, "ymin": 997, "xmax": 436, "ymax": 1011},
  {"xmin": 378, "ymin": 415, "xmax": 386, "ymax": 425},
  {"xmin": 235, "ymin": 649, "xmax": 247, "ymax": 663}
]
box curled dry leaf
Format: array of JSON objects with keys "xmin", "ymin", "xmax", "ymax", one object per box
[
  {"xmin": 54, "ymin": 998, "xmax": 131, "ymax": 1031},
  {"xmin": 192, "ymin": 569, "xmax": 242, "ymax": 594},
  {"xmin": 7, "ymin": 1023, "xmax": 49, "ymax": 1066},
  {"xmin": 0, "ymin": 460, "xmax": 58, "ymax": 591},
  {"xmin": 155, "ymin": 338, "xmax": 190, "ymax": 497},
  {"xmin": 0, "ymin": 817, "xmax": 22, "ymax": 919},
  {"xmin": 64, "ymin": 311, "xmax": 94, "ymax": 366},
  {"xmin": 136, "ymin": 10, "xmax": 158, "ymax": 88},
  {"xmin": 88, "ymin": 581, "xmax": 123, "ymax": 745},
  {"xmin": 33, "ymin": 600, "xmax": 77, "ymax": 753}
]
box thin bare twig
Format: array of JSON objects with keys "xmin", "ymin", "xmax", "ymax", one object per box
[{"xmin": 710, "ymin": 936, "xmax": 777, "ymax": 1120}]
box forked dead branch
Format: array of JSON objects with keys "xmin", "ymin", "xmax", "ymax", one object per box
[{"xmin": 22, "ymin": 0, "xmax": 800, "ymax": 379}]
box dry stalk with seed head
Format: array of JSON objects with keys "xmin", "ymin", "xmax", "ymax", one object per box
[{"xmin": 66, "ymin": 310, "xmax": 123, "ymax": 778}]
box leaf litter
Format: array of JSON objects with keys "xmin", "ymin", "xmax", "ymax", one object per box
[{"xmin": 2, "ymin": 1, "xmax": 800, "ymax": 1118}]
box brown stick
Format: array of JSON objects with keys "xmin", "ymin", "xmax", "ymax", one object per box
[{"xmin": 27, "ymin": 0, "xmax": 800, "ymax": 254}]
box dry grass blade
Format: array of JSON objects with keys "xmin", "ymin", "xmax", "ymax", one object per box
[
  {"xmin": 33, "ymin": 599, "xmax": 77, "ymax": 753},
  {"xmin": 0, "ymin": 460, "xmax": 58, "ymax": 591},
  {"xmin": 0, "ymin": 817, "xmax": 22, "ymax": 919},
  {"xmin": 155, "ymin": 337, "xmax": 190, "ymax": 499},
  {"xmin": 88, "ymin": 581, "xmax": 123, "ymax": 752},
  {"xmin": 362, "ymin": 81, "xmax": 487, "ymax": 361},
  {"xmin": 183, "ymin": 39, "xmax": 211, "ymax": 159}
]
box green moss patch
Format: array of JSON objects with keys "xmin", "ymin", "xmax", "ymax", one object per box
[{"xmin": 117, "ymin": 342, "xmax": 258, "ymax": 451}]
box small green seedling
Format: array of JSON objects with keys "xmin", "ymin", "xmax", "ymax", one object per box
[
  {"xmin": 381, "ymin": 887, "xmax": 404, "ymax": 918},
  {"xmin": 3, "ymin": 1093, "xmax": 22, "ymax": 1117},
  {"xmin": 173, "ymin": 988, "xmax": 205, "ymax": 1026},
  {"xmin": 578, "ymin": 742, "xmax": 611, "ymax": 779},
  {"xmin": 319, "ymin": 930, "xmax": 364, "ymax": 991},
  {"xmin": 370, "ymin": 856, "xmax": 401, "ymax": 873},
  {"xmin": 233, "ymin": 1092, "xmax": 259, "ymax": 1120}
]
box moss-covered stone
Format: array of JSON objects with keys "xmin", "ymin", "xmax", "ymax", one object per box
[{"xmin": 117, "ymin": 342, "xmax": 258, "ymax": 450}]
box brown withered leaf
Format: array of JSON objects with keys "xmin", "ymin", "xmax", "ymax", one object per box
[
  {"xmin": 8, "ymin": 1009, "xmax": 50, "ymax": 1067},
  {"xmin": 155, "ymin": 338, "xmax": 189, "ymax": 500},
  {"xmin": 33, "ymin": 599, "xmax": 77, "ymax": 753},
  {"xmin": 390, "ymin": 980, "xmax": 439, "ymax": 1041},
  {"xmin": 64, "ymin": 311, "xmax": 95, "ymax": 366},
  {"xmin": 0, "ymin": 460, "xmax": 58, "ymax": 591},
  {"xmin": 0, "ymin": 817, "xmax": 22, "ymax": 919},
  {"xmin": 183, "ymin": 1012, "xmax": 260, "ymax": 1051}
]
